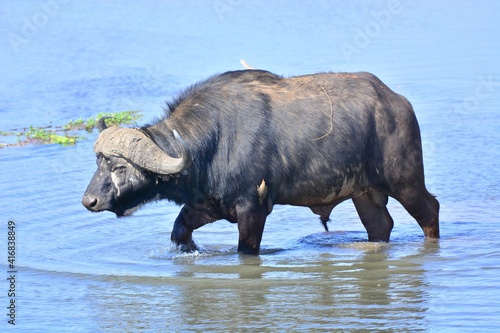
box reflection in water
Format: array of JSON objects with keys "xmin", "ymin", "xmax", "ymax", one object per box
[{"xmin": 87, "ymin": 240, "xmax": 438, "ymax": 331}]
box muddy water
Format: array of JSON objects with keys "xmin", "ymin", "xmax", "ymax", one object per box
[{"xmin": 1, "ymin": 1, "xmax": 500, "ymax": 332}]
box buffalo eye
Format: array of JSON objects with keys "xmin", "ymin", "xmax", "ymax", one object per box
[{"xmin": 112, "ymin": 165, "xmax": 126, "ymax": 173}]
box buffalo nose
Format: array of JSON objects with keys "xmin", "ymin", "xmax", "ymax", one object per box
[{"xmin": 82, "ymin": 195, "xmax": 98, "ymax": 210}]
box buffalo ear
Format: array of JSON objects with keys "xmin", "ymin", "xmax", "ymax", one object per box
[{"xmin": 97, "ymin": 117, "xmax": 113, "ymax": 133}]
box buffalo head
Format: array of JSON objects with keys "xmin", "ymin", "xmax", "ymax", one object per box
[{"xmin": 82, "ymin": 117, "xmax": 189, "ymax": 217}]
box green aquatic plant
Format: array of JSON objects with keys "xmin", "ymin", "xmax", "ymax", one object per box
[
  {"xmin": 23, "ymin": 126, "xmax": 80, "ymax": 145},
  {"xmin": 64, "ymin": 111, "xmax": 142, "ymax": 132},
  {"xmin": 0, "ymin": 111, "xmax": 142, "ymax": 148},
  {"xmin": 64, "ymin": 118, "xmax": 85, "ymax": 130}
]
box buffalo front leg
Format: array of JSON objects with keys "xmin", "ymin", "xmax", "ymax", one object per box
[
  {"xmin": 171, "ymin": 205, "xmax": 216, "ymax": 252},
  {"xmin": 236, "ymin": 202, "xmax": 268, "ymax": 255},
  {"xmin": 352, "ymin": 190, "xmax": 394, "ymax": 242}
]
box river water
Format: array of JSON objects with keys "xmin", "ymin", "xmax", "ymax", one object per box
[{"xmin": 1, "ymin": 1, "xmax": 499, "ymax": 332}]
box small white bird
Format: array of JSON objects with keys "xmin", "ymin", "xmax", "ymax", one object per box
[{"xmin": 257, "ymin": 179, "xmax": 268, "ymax": 206}]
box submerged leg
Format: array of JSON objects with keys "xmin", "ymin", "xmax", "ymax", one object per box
[
  {"xmin": 352, "ymin": 190, "xmax": 394, "ymax": 242},
  {"xmin": 171, "ymin": 205, "xmax": 216, "ymax": 252},
  {"xmin": 236, "ymin": 202, "xmax": 268, "ymax": 255}
]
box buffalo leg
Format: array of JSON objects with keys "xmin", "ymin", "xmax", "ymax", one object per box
[
  {"xmin": 352, "ymin": 190, "xmax": 394, "ymax": 242},
  {"xmin": 171, "ymin": 205, "xmax": 216, "ymax": 252},
  {"xmin": 236, "ymin": 202, "xmax": 268, "ymax": 255},
  {"xmin": 396, "ymin": 188, "xmax": 440, "ymax": 239}
]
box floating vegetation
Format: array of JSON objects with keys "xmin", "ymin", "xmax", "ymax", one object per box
[
  {"xmin": 64, "ymin": 111, "xmax": 142, "ymax": 132},
  {"xmin": 0, "ymin": 111, "xmax": 142, "ymax": 148}
]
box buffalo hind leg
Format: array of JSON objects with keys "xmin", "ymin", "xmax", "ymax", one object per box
[
  {"xmin": 237, "ymin": 202, "xmax": 268, "ymax": 255},
  {"xmin": 352, "ymin": 190, "xmax": 394, "ymax": 242},
  {"xmin": 171, "ymin": 205, "xmax": 216, "ymax": 252},
  {"xmin": 396, "ymin": 188, "xmax": 440, "ymax": 239}
]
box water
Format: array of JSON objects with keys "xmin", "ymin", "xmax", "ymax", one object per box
[{"xmin": 1, "ymin": 1, "xmax": 499, "ymax": 331}]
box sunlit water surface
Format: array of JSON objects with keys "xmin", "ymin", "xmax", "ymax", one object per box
[{"xmin": 1, "ymin": 1, "xmax": 499, "ymax": 332}]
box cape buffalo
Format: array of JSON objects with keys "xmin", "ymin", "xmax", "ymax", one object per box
[{"xmin": 82, "ymin": 70, "xmax": 439, "ymax": 255}]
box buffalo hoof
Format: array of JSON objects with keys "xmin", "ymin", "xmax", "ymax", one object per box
[{"xmin": 174, "ymin": 239, "xmax": 199, "ymax": 253}]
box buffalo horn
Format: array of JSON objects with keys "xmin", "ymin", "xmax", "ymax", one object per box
[
  {"xmin": 97, "ymin": 116, "xmax": 112, "ymax": 133},
  {"xmin": 94, "ymin": 126, "xmax": 190, "ymax": 175}
]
